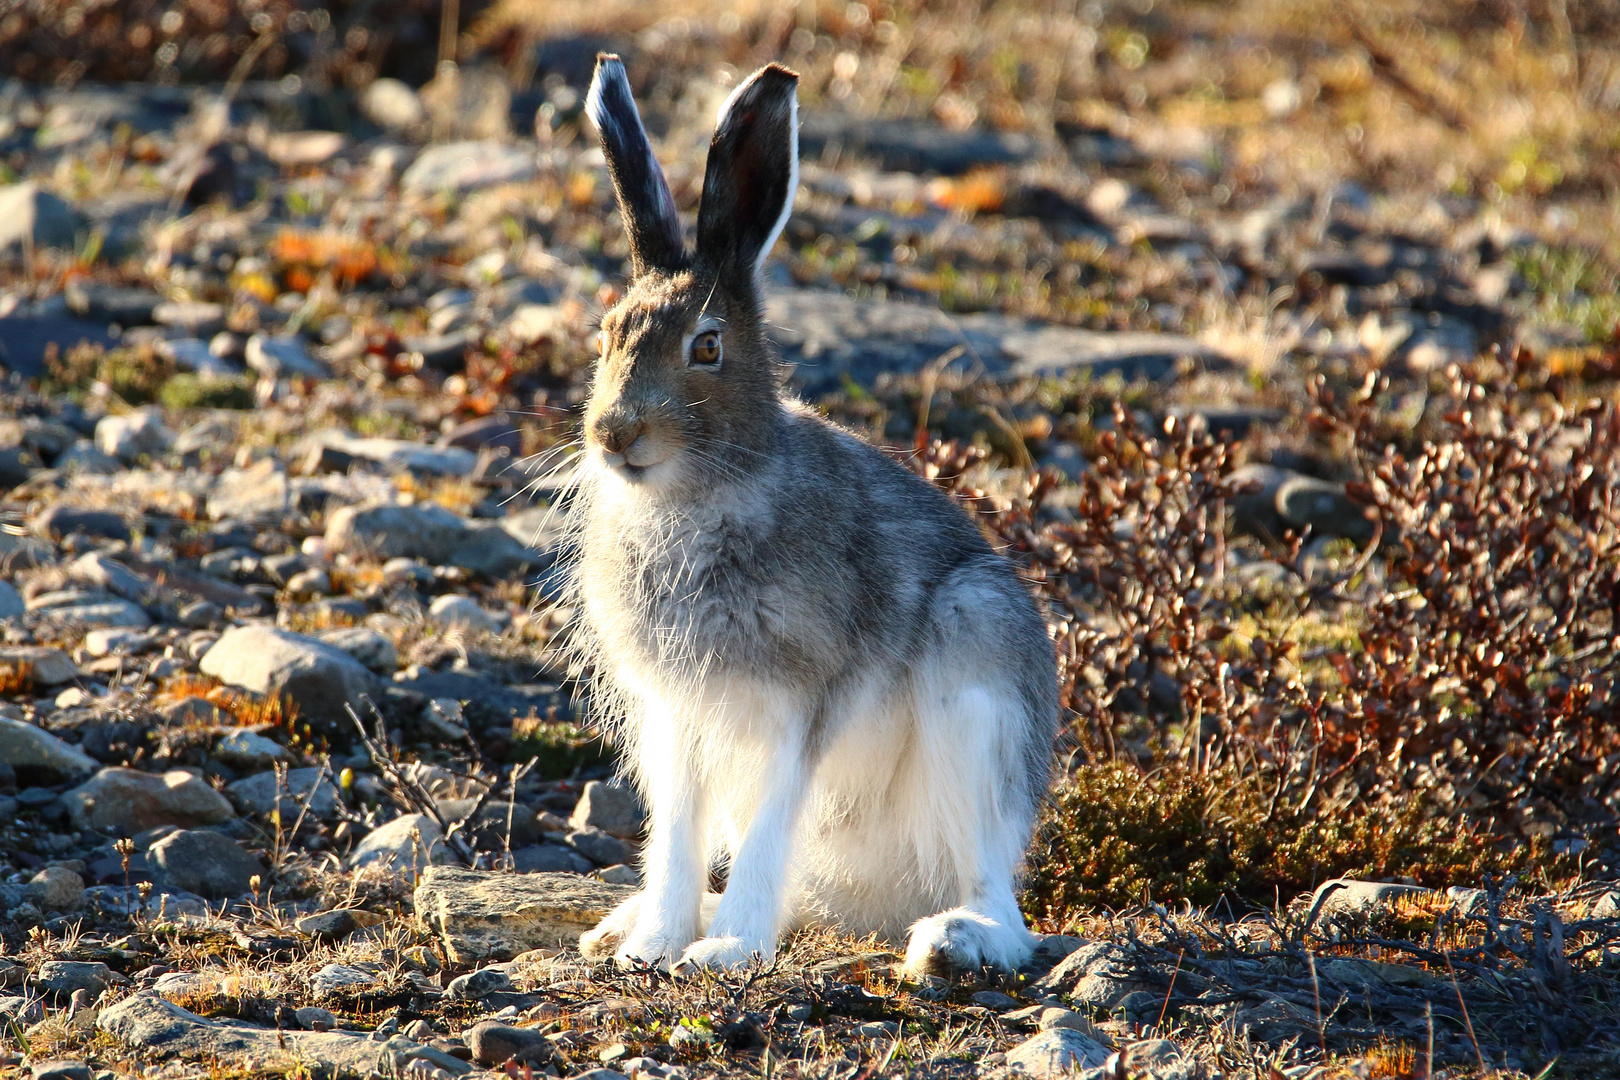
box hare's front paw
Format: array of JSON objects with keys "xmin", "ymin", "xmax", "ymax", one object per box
[
  {"xmin": 670, "ymin": 935, "xmax": 770, "ymax": 975},
  {"xmin": 613, "ymin": 928, "xmax": 690, "ymax": 970}
]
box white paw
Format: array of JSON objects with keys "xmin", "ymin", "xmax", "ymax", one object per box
[
  {"xmin": 670, "ymin": 935, "xmax": 770, "ymax": 975},
  {"xmin": 902, "ymin": 908, "xmax": 1033, "ymax": 978},
  {"xmin": 579, "ymin": 922, "xmax": 627, "ymax": 961},
  {"xmin": 612, "ymin": 929, "xmax": 688, "ymax": 970}
]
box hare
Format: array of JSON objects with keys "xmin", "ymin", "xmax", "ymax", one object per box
[{"xmin": 566, "ymin": 54, "xmax": 1058, "ymax": 977}]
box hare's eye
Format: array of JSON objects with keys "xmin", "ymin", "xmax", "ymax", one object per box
[{"xmin": 688, "ymin": 330, "xmax": 723, "ymax": 369}]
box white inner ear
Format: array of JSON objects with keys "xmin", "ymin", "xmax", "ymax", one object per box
[{"xmin": 755, "ymin": 90, "xmax": 797, "ymax": 279}]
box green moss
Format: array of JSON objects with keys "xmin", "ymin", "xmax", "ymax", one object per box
[
  {"xmin": 508, "ymin": 718, "xmax": 611, "ymax": 780},
  {"xmin": 159, "ymin": 374, "xmax": 255, "ymax": 410},
  {"xmin": 1023, "ymin": 759, "xmax": 1530, "ymax": 922}
]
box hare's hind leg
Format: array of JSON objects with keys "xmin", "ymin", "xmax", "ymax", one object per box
[{"xmin": 897, "ymin": 645, "xmax": 1049, "ymax": 976}]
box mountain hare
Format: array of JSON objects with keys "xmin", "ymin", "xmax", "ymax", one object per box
[{"xmin": 568, "ymin": 55, "xmax": 1058, "ymax": 977}]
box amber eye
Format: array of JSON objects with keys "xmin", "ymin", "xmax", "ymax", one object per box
[{"xmin": 688, "ymin": 330, "xmax": 722, "ymax": 369}]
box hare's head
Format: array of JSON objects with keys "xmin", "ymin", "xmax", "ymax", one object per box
[{"xmin": 582, "ymin": 54, "xmax": 798, "ymax": 492}]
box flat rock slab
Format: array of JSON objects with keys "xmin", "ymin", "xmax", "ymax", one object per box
[
  {"xmin": 764, "ymin": 290, "xmax": 1225, "ymax": 395},
  {"xmin": 414, "ymin": 867, "xmax": 633, "ymax": 963},
  {"xmin": 100, "ymin": 992, "xmax": 385, "ymax": 1077}
]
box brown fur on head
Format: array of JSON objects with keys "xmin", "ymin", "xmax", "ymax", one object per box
[{"xmin": 583, "ymin": 55, "xmax": 799, "ymax": 492}]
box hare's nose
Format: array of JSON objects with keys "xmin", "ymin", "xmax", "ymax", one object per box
[{"xmin": 595, "ymin": 417, "xmax": 646, "ymax": 454}]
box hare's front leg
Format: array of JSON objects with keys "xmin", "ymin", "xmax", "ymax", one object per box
[
  {"xmin": 610, "ymin": 707, "xmax": 710, "ymax": 968},
  {"xmin": 673, "ymin": 732, "xmax": 812, "ymax": 974}
]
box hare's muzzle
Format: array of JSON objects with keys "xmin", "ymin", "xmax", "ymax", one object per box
[{"xmin": 593, "ymin": 415, "xmax": 645, "ymax": 456}]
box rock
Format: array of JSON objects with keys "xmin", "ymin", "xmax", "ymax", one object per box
[
  {"xmin": 31, "ymin": 1061, "xmax": 92, "ymax": 1080},
  {"xmin": 1310, "ymin": 879, "xmax": 1435, "ymax": 919},
  {"xmin": 1276, "ymin": 474, "xmax": 1376, "ymax": 542},
  {"xmin": 0, "ymin": 582, "xmax": 23, "ymax": 619},
  {"xmin": 597, "ymin": 864, "xmax": 640, "ymax": 886},
  {"xmin": 438, "ymin": 415, "xmax": 522, "ymax": 456},
  {"xmin": 857, "ymin": 1021, "xmax": 899, "ymax": 1039},
  {"xmin": 25, "ymin": 866, "xmax": 85, "ymax": 911},
  {"xmin": 401, "ymin": 142, "xmax": 537, "ymax": 195},
  {"xmin": 227, "ymin": 767, "xmax": 343, "ymax": 818},
  {"xmin": 159, "ymin": 697, "xmax": 228, "ymax": 726},
  {"xmin": 69, "ymin": 552, "xmax": 150, "ymax": 600},
  {"xmin": 286, "ymin": 567, "xmax": 331, "ymax": 596},
  {"xmin": 28, "ymin": 593, "xmax": 151, "ymax": 629},
  {"xmin": 362, "ymin": 80, "xmax": 425, "ymax": 129},
  {"xmin": 84, "ymin": 627, "xmax": 152, "ymax": 656},
  {"xmin": 405, "ymin": 331, "xmax": 475, "ymax": 372},
  {"xmin": 245, "ymin": 334, "xmax": 327, "ymax": 379},
  {"xmin": 465, "ymin": 1021, "xmax": 550, "ymax": 1066},
  {"xmin": 65, "ymin": 283, "xmax": 163, "ymax": 325},
  {"xmin": 213, "ymin": 728, "xmax": 291, "ymax": 768},
  {"xmin": 53, "ymin": 440, "xmax": 121, "ymax": 475},
  {"xmin": 797, "ymin": 113, "xmax": 1037, "ymax": 175},
  {"xmin": 348, "ymin": 813, "xmax": 450, "ymax": 871},
  {"xmin": 1031, "ymin": 942, "xmax": 1156, "ymax": 1012},
  {"xmin": 324, "ymin": 437, "xmax": 477, "ymax": 476},
  {"xmin": 100, "ymin": 992, "xmax": 387, "ymax": 1074},
  {"xmin": 1121, "ymin": 1039, "xmax": 1180, "ymax": 1074},
  {"xmin": 1447, "ymin": 886, "xmax": 1490, "ymax": 917},
  {"xmin": 294, "ymin": 1006, "xmax": 338, "ymax": 1032},
  {"xmin": 66, "ymin": 767, "xmax": 236, "ymax": 832},
  {"xmin": 413, "ymin": 866, "xmax": 635, "ymax": 962},
  {"xmin": 0, "ymin": 183, "xmax": 84, "ymax": 249},
  {"xmin": 1002, "ymin": 1028, "xmax": 1112, "ymax": 1077},
  {"xmin": 0, "ymin": 996, "xmax": 46, "ymax": 1025},
  {"xmin": 427, "ymin": 594, "xmax": 502, "ymax": 634},
  {"xmin": 266, "ymin": 131, "xmax": 347, "ymax": 166},
  {"xmin": 95, "ymin": 406, "xmax": 172, "ymax": 463},
  {"xmin": 206, "ymin": 459, "xmax": 291, "ymax": 520},
  {"xmin": 326, "ymin": 501, "xmax": 468, "ymax": 562},
  {"xmin": 567, "ymin": 827, "xmax": 632, "ymax": 867},
  {"xmin": 295, "ymin": 908, "xmax": 382, "ymax": 943},
  {"xmin": 1590, "ymin": 891, "xmax": 1620, "ymax": 919},
  {"xmin": 1036, "ymin": 1009, "xmax": 1108, "ymax": 1040},
  {"xmin": 32, "ymin": 505, "xmax": 131, "ymax": 542},
  {"xmin": 199, "ymin": 625, "xmax": 380, "ymax": 727},
  {"xmin": 0, "ymin": 646, "xmax": 78, "ymax": 685},
  {"xmin": 0, "ymin": 445, "xmax": 40, "ymax": 488},
  {"xmin": 148, "ymin": 829, "xmax": 263, "ymax": 898},
  {"xmin": 153, "ymin": 301, "xmax": 227, "ymax": 336},
  {"xmin": 0, "ymin": 717, "xmax": 99, "ymax": 777},
  {"xmin": 970, "ymin": 990, "xmax": 1020, "ymax": 1010},
  {"xmin": 510, "ymin": 844, "xmax": 590, "ymax": 875},
  {"xmin": 318, "ymin": 627, "xmax": 398, "ymax": 672},
  {"xmin": 311, "ymin": 963, "xmax": 379, "ymax": 1000},
  {"xmin": 35, "ymin": 961, "xmax": 112, "ymax": 997},
  {"xmin": 445, "ymin": 967, "xmax": 513, "ymax": 1001},
  {"xmin": 569, "ymin": 781, "xmax": 646, "ymax": 840}
]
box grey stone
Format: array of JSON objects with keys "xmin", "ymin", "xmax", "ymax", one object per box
[
  {"xmin": 413, "ymin": 866, "xmax": 634, "ymax": 962},
  {"xmin": 347, "ymin": 813, "xmax": 450, "ymax": 871},
  {"xmin": 65, "ymin": 283, "xmax": 163, "ymax": 325},
  {"xmin": 797, "ymin": 113, "xmax": 1038, "ymax": 175},
  {"xmin": 1310, "ymin": 879, "xmax": 1434, "ymax": 919},
  {"xmin": 212, "ymin": 728, "xmax": 291, "ymax": 768},
  {"xmin": 246, "ymin": 334, "xmax": 327, "ymax": 378},
  {"xmin": 227, "ymin": 766, "xmax": 343, "ymax": 818},
  {"xmin": 84, "ymin": 627, "xmax": 153, "ymax": 656},
  {"xmin": 1590, "ymin": 892, "xmax": 1620, "ymax": 919},
  {"xmin": 69, "ymin": 552, "xmax": 150, "ymax": 600},
  {"xmin": 294, "ymin": 1006, "xmax": 338, "ymax": 1031},
  {"xmin": 53, "ymin": 440, "xmax": 121, "ymax": 475},
  {"xmin": 597, "ymin": 864, "xmax": 640, "ymax": 886},
  {"xmin": 100, "ymin": 992, "xmax": 387, "ymax": 1075},
  {"xmin": 31, "ymin": 596, "xmax": 151, "ymax": 629},
  {"xmin": 325, "ymin": 501, "xmax": 467, "ymax": 563},
  {"xmin": 311, "ymin": 963, "xmax": 379, "ymax": 1000},
  {"xmin": 510, "ymin": 844, "xmax": 590, "ymax": 875},
  {"xmin": 323, "ymin": 437, "xmax": 477, "ymax": 476},
  {"xmin": 1447, "ymin": 886, "xmax": 1490, "ymax": 917},
  {"xmin": 427, "ymin": 594, "xmax": 502, "ymax": 634},
  {"xmin": 0, "ymin": 995, "xmax": 46, "ymax": 1025},
  {"xmin": 362, "ymin": 80, "xmax": 425, "ymax": 129},
  {"xmin": 0, "ymin": 445, "xmax": 40, "ymax": 488},
  {"xmin": 95, "ymin": 406, "xmax": 172, "ymax": 462},
  {"xmin": 401, "ymin": 142, "xmax": 537, "ymax": 195},
  {"xmin": 0, "ymin": 183, "xmax": 84, "ymax": 249},
  {"xmin": 0, "ymin": 316, "xmax": 116, "ymax": 378},
  {"xmin": 199, "ymin": 625, "xmax": 380, "ymax": 727},
  {"xmin": 0, "ymin": 717, "xmax": 99, "ymax": 777},
  {"xmin": 0, "ymin": 582, "xmax": 23, "ymax": 619},
  {"xmin": 970, "ymin": 990, "xmax": 1020, "ymax": 1011},
  {"xmin": 465, "ymin": 1020, "xmax": 550, "ymax": 1066},
  {"xmin": 35, "ymin": 961, "xmax": 112, "ymax": 997},
  {"xmin": 1276, "ymin": 474, "xmax": 1376, "ymax": 542},
  {"xmin": 148, "ymin": 829, "xmax": 263, "ymax": 898},
  {"xmin": 1003, "ymin": 1028, "xmax": 1112, "ymax": 1077},
  {"xmin": 569, "ymin": 781, "xmax": 645, "ymax": 840},
  {"xmin": 153, "ymin": 301, "xmax": 227, "ymax": 335},
  {"xmin": 764, "ymin": 290, "xmax": 1223, "ymax": 395},
  {"xmin": 66, "ymin": 767, "xmax": 236, "ymax": 832},
  {"xmin": 31, "ymin": 1060, "xmax": 92, "ymax": 1080},
  {"xmin": 568, "ymin": 826, "xmax": 632, "ymax": 868},
  {"xmin": 0, "ymin": 646, "xmax": 78, "ymax": 684},
  {"xmin": 24, "ymin": 867, "xmax": 85, "ymax": 911},
  {"xmin": 206, "ymin": 459, "xmax": 291, "ymax": 520},
  {"xmin": 1120, "ymin": 1039, "xmax": 1180, "ymax": 1074},
  {"xmin": 32, "ymin": 505, "xmax": 130, "ymax": 542},
  {"xmin": 445, "ymin": 966, "xmax": 513, "ymax": 1000},
  {"xmin": 318, "ymin": 627, "xmax": 397, "ymax": 672}
]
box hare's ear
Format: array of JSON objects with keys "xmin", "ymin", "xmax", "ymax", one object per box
[
  {"xmin": 696, "ymin": 63, "xmax": 799, "ymax": 287},
  {"xmin": 586, "ymin": 54, "xmax": 686, "ymax": 277}
]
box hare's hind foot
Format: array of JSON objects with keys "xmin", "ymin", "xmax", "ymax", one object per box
[{"xmin": 901, "ymin": 901, "xmax": 1036, "ymax": 978}]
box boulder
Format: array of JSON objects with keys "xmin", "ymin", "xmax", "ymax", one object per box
[
  {"xmin": 212, "ymin": 728, "xmax": 291, "ymax": 768},
  {"xmin": 24, "ymin": 867, "xmax": 85, "ymax": 911},
  {"xmin": 413, "ymin": 866, "xmax": 634, "ymax": 962},
  {"xmin": 0, "ymin": 646, "xmax": 80, "ymax": 685},
  {"xmin": 1310, "ymin": 879, "xmax": 1435, "ymax": 919},
  {"xmin": 148, "ymin": 829, "xmax": 263, "ymax": 898},
  {"xmin": 100, "ymin": 992, "xmax": 387, "ymax": 1075},
  {"xmin": 1002, "ymin": 1028, "xmax": 1112, "ymax": 1077},
  {"xmin": 569, "ymin": 781, "xmax": 645, "ymax": 840},
  {"xmin": 325, "ymin": 501, "xmax": 469, "ymax": 563},
  {"xmin": 465, "ymin": 1021, "xmax": 551, "ymax": 1066},
  {"xmin": 32, "ymin": 505, "xmax": 130, "ymax": 543},
  {"xmin": 0, "ymin": 717, "xmax": 99, "ymax": 777},
  {"xmin": 36, "ymin": 961, "xmax": 112, "ymax": 997},
  {"xmin": 227, "ymin": 766, "xmax": 343, "ymax": 818},
  {"xmin": 347, "ymin": 813, "xmax": 450, "ymax": 871},
  {"xmin": 66, "ymin": 767, "xmax": 236, "ymax": 832},
  {"xmin": 427, "ymin": 594, "xmax": 502, "ymax": 634},
  {"xmin": 318, "ymin": 627, "xmax": 398, "ymax": 673},
  {"xmin": 199, "ymin": 625, "xmax": 379, "ymax": 727},
  {"xmin": 95, "ymin": 406, "xmax": 172, "ymax": 463}
]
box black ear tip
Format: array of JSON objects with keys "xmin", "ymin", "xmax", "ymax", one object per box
[{"xmin": 760, "ymin": 62, "xmax": 800, "ymax": 84}]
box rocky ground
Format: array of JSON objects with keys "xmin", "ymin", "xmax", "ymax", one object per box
[{"xmin": 3, "ymin": 4, "xmax": 1620, "ymax": 1079}]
